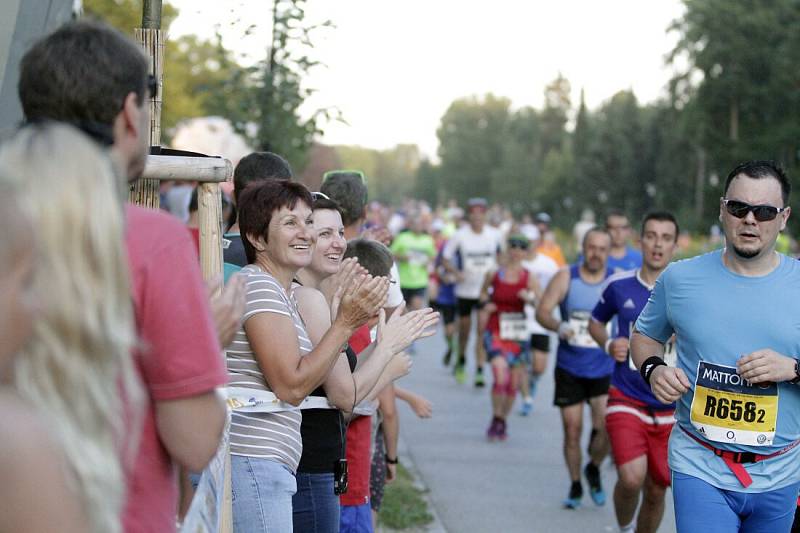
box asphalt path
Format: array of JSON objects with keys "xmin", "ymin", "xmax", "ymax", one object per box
[{"xmin": 396, "ymin": 327, "xmax": 677, "ymax": 533}]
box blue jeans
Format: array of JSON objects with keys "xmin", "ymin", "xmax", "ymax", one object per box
[
  {"xmin": 231, "ymin": 455, "xmax": 297, "ymax": 533},
  {"xmin": 673, "ymin": 471, "xmax": 799, "ymax": 533},
  {"xmin": 292, "ymin": 471, "xmax": 340, "ymax": 532}
]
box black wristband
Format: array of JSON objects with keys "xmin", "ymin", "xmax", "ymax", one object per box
[
  {"xmin": 385, "ymin": 455, "xmax": 398, "ymax": 465},
  {"xmin": 640, "ymin": 356, "xmax": 667, "ymax": 385}
]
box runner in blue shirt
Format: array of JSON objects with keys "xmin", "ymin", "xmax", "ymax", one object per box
[
  {"xmin": 605, "ymin": 210, "xmax": 643, "ymax": 274},
  {"xmin": 632, "ymin": 161, "xmax": 800, "ymax": 533},
  {"xmin": 589, "ymin": 211, "xmax": 679, "ymax": 533},
  {"xmin": 536, "ymin": 227, "xmax": 614, "ymax": 509}
]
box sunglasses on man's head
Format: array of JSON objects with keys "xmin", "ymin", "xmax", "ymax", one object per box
[
  {"xmin": 322, "ymin": 170, "xmax": 367, "ymax": 185},
  {"xmin": 721, "ymin": 198, "xmax": 787, "ymax": 222},
  {"xmin": 147, "ymin": 74, "xmax": 158, "ymax": 99},
  {"xmin": 311, "ymin": 191, "xmax": 330, "ymax": 202},
  {"xmin": 508, "ymin": 240, "xmax": 529, "ymax": 250}
]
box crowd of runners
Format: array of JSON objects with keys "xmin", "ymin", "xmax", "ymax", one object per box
[{"xmin": 3, "ymin": 16, "xmax": 800, "ymax": 533}]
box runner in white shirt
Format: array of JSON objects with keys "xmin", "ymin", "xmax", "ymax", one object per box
[
  {"xmin": 442, "ymin": 198, "xmax": 503, "ymax": 386},
  {"xmin": 519, "ymin": 224, "xmax": 560, "ymax": 415}
]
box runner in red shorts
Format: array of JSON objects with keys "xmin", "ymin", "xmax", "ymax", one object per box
[{"xmin": 588, "ymin": 211, "xmax": 680, "ymax": 533}]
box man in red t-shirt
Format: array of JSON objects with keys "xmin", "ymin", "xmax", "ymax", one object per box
[{"xmin": 19, "ymin": 21, "xmax": 229, "ymax": 532}]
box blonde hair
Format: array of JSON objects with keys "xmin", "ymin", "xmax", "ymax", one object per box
[{"xmin": 0, "ymin": 123, "xmax": 143, "ymax": 533}]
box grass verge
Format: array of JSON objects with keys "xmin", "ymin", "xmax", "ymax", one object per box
[{"xmin": 378, "ymin": 462, "xmax": 434, "ymax": 530}]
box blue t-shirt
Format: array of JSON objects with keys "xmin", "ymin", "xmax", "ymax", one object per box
[
  {"xmin": 592, "ymin": 269, "xmax": 675, "ymax": 410},
  {"xmin": 556, "ymin": 264, "xmax": 615, "ymax": 379},
  {"xmin": 636, "ymin": 249, "xmax": 800, "ymax": 492},
  {"xmin": 434, "ymin": 247, "xmax": 456, "ymax": 306},
  {"xmin": 223, "ymin": 232, "xmax": 246, "ymax": 283},
  {"xmin": 607, "ymin": 246, "xmax": 642, "ymax": 274}
]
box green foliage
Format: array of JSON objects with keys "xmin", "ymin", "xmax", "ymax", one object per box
[
  {"xmin": 436, "ymin": 93, "xmax": 512, "ymax": 203},
  {"xmin": 83, "ymin": 0, "xmax": 178, "ymax": 34},
  {"xmin": 82, "ymin": 0, "xmax": 329, "ymax": 167},
  {"xmin": 229, "ymin": 0, "xmax": 334, "ymax": 171},
  {"xmin": 334, "ymin": 144, "xmax": 420, "ymax": 204}
]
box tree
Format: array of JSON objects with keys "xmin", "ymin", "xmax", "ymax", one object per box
[
  {"xmin": 668, "ymin": 0, "xmax": 800, "ymax": 231},
  {"xmin": 436, "ymin": 94, "xmax": 512, "ymax": 202},
  {"xmin": 231, "ymin": 0, "xmax": 333, "ymax": 171}
]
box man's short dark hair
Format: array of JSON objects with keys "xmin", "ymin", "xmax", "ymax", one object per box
[
  {"xmin": 582, "ymin": 226, "xmax": 611, "ymax": 248},
  {"xmin": 343, "ymin": 238, "xmax": 392, "ymax": 278},
  {"xmin": 724, "ymin": 160, "xmax": 791, "ymax": 206},
  {"xmin": 233, "ymin": 152, "xmax": 293, "ymax": 205},
  {"xmin": 641, "ymin": 211, "xmax": 679, "ymax": 237},
  {"xmin": 19, "ymin": 20, "xmax": 149, "ymax": 135},
  {"xmin": 605, "ymin": 209, "xmax": 628, "ymax": 226},
  {"xmin": 238, "ymin": 180, "xmax": 312, "ymax": 264},
  {"xmin": 320, "ymin": 171, "xmax": 368, "ymax": 227}
]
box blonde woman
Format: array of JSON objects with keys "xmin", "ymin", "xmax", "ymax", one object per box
[{"xmin": 0, "ymin": 123, "xmax": 143, "ymax": 533}]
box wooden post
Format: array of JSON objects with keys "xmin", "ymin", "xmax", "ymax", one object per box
[{"xmin": 130, "ymin": 0, "xmax": 163, "ymax": 208}]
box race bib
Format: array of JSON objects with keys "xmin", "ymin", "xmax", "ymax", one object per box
[
  {"xmin": 689, "ymin": 361, "xmax": 778, "ymax": 446},
  {"xmin": 499, "ymin": 312, "xmax": 528, "ymax": 341},
  {"xmin": 463, "ymin": 253, "xmax": 492, "ymax": 273},
  {"xmin": 567, "ymin": 311, "xmax": 597, "ymax": 348},
  {"xmin": 407, "ymin": 250, "xmax": 428, "ymax": 267}
]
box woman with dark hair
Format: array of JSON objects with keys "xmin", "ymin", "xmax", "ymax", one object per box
[
  {"xmin": 228, "ymin": 180, "xmax": 388, "ymax": 533},
  {"xmin": 291, "ymin": 194, "xmax": 438, "ymax": 532}
]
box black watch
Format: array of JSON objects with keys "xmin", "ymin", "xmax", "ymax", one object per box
[{"xmin": 790, "ymin": 358, "xmax": 800, "ymax": 384}]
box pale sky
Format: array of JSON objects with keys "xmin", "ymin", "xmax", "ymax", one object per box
[{"xmin": 168, "ymin": 0, "xmax": 686, "ymax": 158}]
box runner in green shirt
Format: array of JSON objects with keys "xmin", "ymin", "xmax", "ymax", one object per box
[{"xmin": 390, "ymin": 216, "xmax": 437, "ymax": 311}]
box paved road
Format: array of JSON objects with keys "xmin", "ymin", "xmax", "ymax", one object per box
[{"xmin": 396, "ymin": 328, "xmax": 677, "ymax": 533}]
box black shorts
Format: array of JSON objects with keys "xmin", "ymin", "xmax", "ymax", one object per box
[
  {"xmin": 529, "ymin": 334, "xmax": 550, "ymax": 353},
  {"xmin": 456, "ymin": 297, "xmax": 482, "ymax": 317},
  {"xmin": 432, "ymin": 302, "xmax": 456, "ymax": 325},
  {"xmin": 401, "ymin": 287, "xmax": 427, "ymax": 302},
  {"xmin": 553, "ymin": 366, "xmax": 610, "ymax": 407}
]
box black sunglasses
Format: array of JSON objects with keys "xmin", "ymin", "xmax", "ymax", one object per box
[
  {"xmin": 721, "ymin": 198, "xmax": 787, "ymax": 222},
  {"xmin": 508, "ymin": 240, "xmax": 529, "ymax": 250},
  {"xmin": 147, "ymin": 74, "xmax": 158, "ymax": 99}
]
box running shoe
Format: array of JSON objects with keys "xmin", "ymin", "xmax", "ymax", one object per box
[
  {"xmin": 442, "ymin": 347, "xmax": 452, "ymax": 367},
  {"xmin": 518, "ymin": 397, "xmax": 533, "ymax": 416},
  {"xmin": 562, "ymin": 482, "xmax": 582, "ymax": 509},
  {"xmin": 454, "ymin": 363, "xmax": 466, "ymax": 384},
  {"xmin": 474, "ymin": 371, "xmax": 485, "ymax": 388},
  {"xmin": 584, "ymin": 463, "xmax": 606, "ymax": 506},
  {"xmin": 497, "ymin": 419, "xmax": 508, "ymax": 441},
  {"xmin": 528, "ymin": 375, "xmax": 538, "ymax": 398},
  {"xmin": 486, "ymin": 418, "xmax": 500, "ymax": 441}
]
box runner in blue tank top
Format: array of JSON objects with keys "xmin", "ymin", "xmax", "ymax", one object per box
[
  {"xmin": 537, "ymin": 227, "xmax": 613, "ymax": 510},
  {"xmin": 632, "ymin": 161, "xmax": 800, "ymax": 533},
  {"xmin": 589, "ymin": 211, "xmax": 680, "ymax": 533}
]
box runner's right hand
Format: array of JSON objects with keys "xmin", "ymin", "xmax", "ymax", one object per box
[
  {"xmin": 607, "ymin": 337, "xmax": 630, "ymax": 362},
  {"xmin": 649, "ymin": 365, "xmax": 690, "ymax": 404},
  {"xmin": 557, "ymin": 322, "xmax": 574, "ymax": 340}
]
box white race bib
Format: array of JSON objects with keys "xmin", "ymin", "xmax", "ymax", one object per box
[
  {"xmin": 567, "ymin": 311, "xmax": 597, "ymax": 348},
  {"xmin": 499, "ymin": 312, "xmax": 528, "ymax": 341}
]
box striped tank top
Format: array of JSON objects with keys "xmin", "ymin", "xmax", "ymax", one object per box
[{"xmin": 226, "ymin": 265, "xmax": 313, "ymax": 471}]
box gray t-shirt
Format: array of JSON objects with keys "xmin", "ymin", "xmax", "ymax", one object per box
[{"xmin": 226, "ymin": 265, "xmax": 313, "ymax": 471}]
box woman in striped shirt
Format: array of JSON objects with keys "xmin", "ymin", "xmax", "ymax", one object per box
[{"xmin": 229, "ymin": 180, "xmax": 388, "ymax": 533}]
